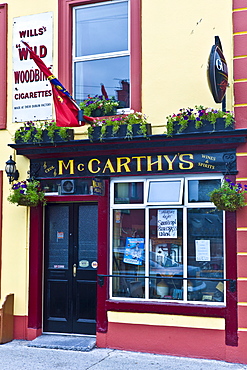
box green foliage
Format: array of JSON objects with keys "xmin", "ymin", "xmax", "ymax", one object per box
[
  {"xmin": 88, "ymin": 112, "xmax": 150, "ymax": 141},
  {"xmin": 165, "ymin": 106, "xmax": 234, "ymax": 136},
  {"xmin": 7, "ymin": 180, "xmax": 46, "ymax": 207},
  {"xmin": 209, "ymin": 179, "xmax": 247, "ymax": 212},
  {"xmin": 14, "ymin": 120, "xmax": 72, "ymax": 144},
  {"xmin": 79, "ymin": 95, "xmax": 119, "ymax": 116}
]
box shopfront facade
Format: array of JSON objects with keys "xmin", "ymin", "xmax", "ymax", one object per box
[
  {"xmin": 3, "ymin": 0, "xmax": 247, "ymax": 364},
  {"xmin": 9, "ymin": 126, "xmax": 247, "ymax": 361}
]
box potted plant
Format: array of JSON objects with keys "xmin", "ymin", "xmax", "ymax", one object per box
[
  {"xmin": 7, "ymin": 180, "xmax": 46, "ymax": 207},
  {"xmin": 14, "ymin": 120, "xmax": 74, "ymax": 144},
  {"xmin": 79, "ymin": 95, "xmax": 119, "ymax": 117},
  {"xmin": 42, "ymin": 121, "xmax": 74, "ymax": 142},
  {"xmin": 165, "ymin": 106, "xmax": 234, "ymax": 136},
  {"xmin": 88, "ymin": 112, "xmax": 152, "ymax": 141},
  {"xmin": 14, "ymin": 121, "xmax": 38, "ymax": 143},
  {"xmin": 209, "ymin": 178, "xmax": 247, "ymax": 212}
]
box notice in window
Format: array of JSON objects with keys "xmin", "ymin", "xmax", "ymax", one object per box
[
  {"xmin": 195, "ymin": 240, "xmax": 211, "ymax": 261},
  {"xmin": 157, "ymin": 209, "xmax": 177, "ymax": 238},
  {"xmin": 123, "ymin": 237, "xmax": 144, "ymax": 266}
]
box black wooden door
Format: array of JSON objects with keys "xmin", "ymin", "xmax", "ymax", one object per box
[{"xmin": 43, "ymin": 203, "xmax": 98, "ymax": 335}]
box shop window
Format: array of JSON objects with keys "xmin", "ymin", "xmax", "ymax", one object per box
[
  {"xmin": 58, "ymin": 0, "xmax": 141, "ymax": 112},
  {"xmin": 111, "ymin": 176, "xmax": 225, "ymax": 305},
  {"xmin": 187, "ymin": 179, "xmax": 221, "ymax": 203},
  {"xmin": 114, "ymin": 182, "xmax": 143, "ymax": 204},
  {"xmin": 73, "ymin": 0, "xmax": 130, "ymax": 108},
  {"xmin": 147, "ymin": 179, "xmax": 183, "ymax": 204}
]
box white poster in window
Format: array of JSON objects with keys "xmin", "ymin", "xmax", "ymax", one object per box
[
  {"xmin": 157, "ymin": 209, "xmax": 177, "ymax": 238},
  {"xmin": 195, "ymin": 240, "xmax": 211, "ymax": 261}
]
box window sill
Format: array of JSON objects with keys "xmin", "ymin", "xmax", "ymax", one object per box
[{"xmin": 106, "ymin": 299, "xmax": 226, "ymax": 318}]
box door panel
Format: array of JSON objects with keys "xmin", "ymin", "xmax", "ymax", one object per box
[{"xmin": 44, "ymin": 203, "xmax": 98, "ymax": 334}]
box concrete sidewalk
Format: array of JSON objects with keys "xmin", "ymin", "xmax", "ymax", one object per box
[{"xmin": 0, "ymin": 340, "xmax": 247, "ymax": 370}]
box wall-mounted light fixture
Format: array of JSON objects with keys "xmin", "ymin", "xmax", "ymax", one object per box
[{"xmin": 5, "ymin": 155, "xmax": 19, "ymax": 184}]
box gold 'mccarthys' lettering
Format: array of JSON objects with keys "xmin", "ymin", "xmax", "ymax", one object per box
[
  {"xmin": 132, "ymin": 156, "xmax": 146, "ymax": 172},
  {"xmin": 58, "ymin": 159, "xmax": 75, "ymax": 175},
  {"xmin": 163, "ymin": 154, "xmax": 177, "ymax": 171},
  {"xmin": 102, "ymin": 158, "xmax": 115, "ymax": 173},
  {"xmin": 117, "ymin": 157, "xmax": 131, "ymax": 172},
  {"xmin": 179, "ymin": 154, "xmax": 194, "ymax": 169},
  {"xmin": 88, "ymin": 158, "xmax": 101, "ymax": 173},
  {"xmin": 77, "ymin": 163, "xmax": 84, "ymax": 171},
  {"xmin": 147, "ymin": 155, "xmax": 162, "ymax": 171}
]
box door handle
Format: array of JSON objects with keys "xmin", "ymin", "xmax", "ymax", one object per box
[{"xmin": 73, "ymin": 263, "xmax": 77, "ymax": 277}]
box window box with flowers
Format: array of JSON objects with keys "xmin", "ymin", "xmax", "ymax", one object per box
[
  {"xmin": 209, "ymin": 178, "xmax": 247, "ymax": 212},
  {"xmin": 14, "ymin": 121, "xmax": 74, "ymax": 144},
  {"xmin": 79, "ymin": 95, "xmax": 120, "ymax": 117},
  {"xmin": 165, "ymin": 106, "xmax": 234, "ymax": 136},
  {"xmin": 88, "ymin": 112, "xmax": 152, "ymax": 141},
  {"xmin": 7, "ymin": 180, "xmax": 46, "ymax": 207}
]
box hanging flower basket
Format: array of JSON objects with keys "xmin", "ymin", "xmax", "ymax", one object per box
[
  {"xmin": 7, "ymin": 180, "xmax": 46, "ymax": 207},
  {"xmin": 209, "ymin": 179, "xmax": 247, "ymax": 212},
  {"xmin": 17, "ymin": 195, "xmax": 39, "ymax": 207}
]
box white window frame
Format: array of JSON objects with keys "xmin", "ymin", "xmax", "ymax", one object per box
[
  {"xmin": 110, "ymin": 175, "xmax": 226, "ymax": 306},
  {"xmin": 72, "ymin": 0, "xmax": 130, "ymax": 104}
]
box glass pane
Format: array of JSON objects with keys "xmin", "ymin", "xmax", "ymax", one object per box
[
  {"xmin": 78, "ymin": 205, "xmax": 98, "ymax": 270},
  {"xmin": 47, "ymin": 206, "xmax": 69, "ymax": 269},
  {"xmin": 187, "ymin": 208, "xmax": 224, "ymax": 302},
  {"xmin": 148, "ymin": 181, "xmax": 182, "ymax": 203},
  {"xmin": 75, "ymin": 2, "xmax": 128, "ymax": 57},
  {"xmin": 74, "ymin": 56, "xmax": 129, "ymax": 105},
  {"xmin": 149, "ymin": 209, "xmax": 183, "ymax": 300},
  {"xmin": 188, "ymin": 179, "xmax": 221, "ymax": 202},
  {"xmin": 114, "ymin": 182, "xmax": 144, "ymax": 204},
  {"xmin": 112, "ymin": 209, "xmax": 145, "ymax": 298}
]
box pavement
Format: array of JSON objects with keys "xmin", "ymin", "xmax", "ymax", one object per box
[{"xmin": 1, "ymin": 338, "xmax": 247, "ymax": 370}]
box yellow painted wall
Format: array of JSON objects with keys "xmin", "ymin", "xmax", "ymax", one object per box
[
  {"xmin": 0, "ymin": 0, "xmax": 233, "ymax": 318},
  {"xmin": 108, "ymin": 311, "xmax": 225, "ymax": 330},
  {"xmin": 0, "ymin": 0, "xmax": 57, "ymax": 315},
  {"xmin": 142, "ymin": 0, "xmax": 233, "ymax": 134}
]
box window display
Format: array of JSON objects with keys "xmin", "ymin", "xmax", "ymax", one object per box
[
  {"xmin": 73, "ymin": 1, "xmax": 130, "ymax": 107},
  {"xmin": 112, "ymin": 209, "xmax": 145, "ymax": 298},
  {"xmin": 111, "ymin": 176, "xmax": 225, "ymax": 304}
]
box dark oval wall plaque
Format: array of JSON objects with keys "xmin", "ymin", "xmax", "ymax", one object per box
[{"xmin": 207, "ymin": 45, "xmax": 228, "ymax": 103}]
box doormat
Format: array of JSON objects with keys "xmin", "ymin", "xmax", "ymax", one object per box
[{"xmin": 27, "ymin": 334, "xmax": 96, "ymax": 352}]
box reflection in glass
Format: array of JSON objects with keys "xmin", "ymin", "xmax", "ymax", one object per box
[
  {"xmin": 188, "ymin": 179, "xmax": 221, "ymax": 203},
  {"xmin": 148, "ymin": 181, "xmax": 182, "ymax": 203},
  {"xmin": 75, "ymin": 2, "xmax": 128, "ymax": 57},
  {"xmin": 47, "ymin": 206, "xmax": 69, "ymax": 269},
  {"xmin": 114, "ymin": 182, "xmax": 144, "ymax": 204},
  {"xmin": 112, "ymin": 209, "xmax": 145, "ymax": 298},
  {"xmin": 149, "ymin": 208, "xmax": 183, "ymax": 300},
  {"xmin": 187, "ymin": 208, "xmax": 224, "ymax": 302},
  {"xmin": 78, "ymin": 205, "xmax": 98, "ymax": 270},
  {"xmin": 74, "ymin": 56, "xmax": 129, "ymax": 104}
]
